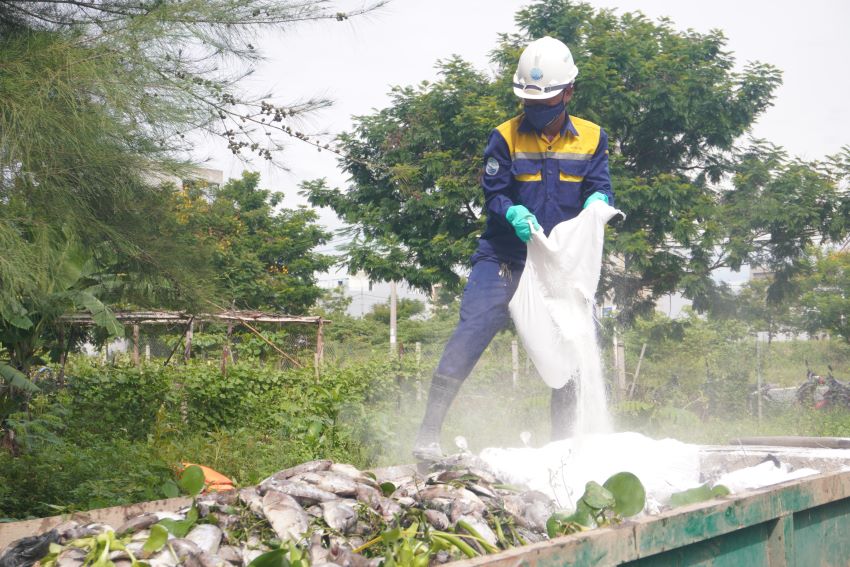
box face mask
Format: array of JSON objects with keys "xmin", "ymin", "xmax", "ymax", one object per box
[{"xmin": 524, "ymin": 100, "xmax": 565, "ymax": 132}]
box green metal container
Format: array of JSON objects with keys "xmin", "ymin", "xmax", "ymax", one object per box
[{"xmin": 454, "ymin": 444, "xmax": 850, "ymax": 567}]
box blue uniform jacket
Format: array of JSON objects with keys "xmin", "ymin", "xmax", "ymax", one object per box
[{"xmin": 471, "ymin": 113, "xmax": 614, "ymax": 266}]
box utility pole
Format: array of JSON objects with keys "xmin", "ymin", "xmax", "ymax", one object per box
[{"xmin": 389, "ymin": 281, "xmax": 398, "ymax": 357}]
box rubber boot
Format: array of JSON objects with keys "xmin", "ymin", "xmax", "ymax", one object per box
[
  {"xmin": 413, "ymin": 373, "xmax": 463, "ymax": 461},
  {"xmin": 551, "ymin": 380, "xmax": 577, "ymax": 441}
]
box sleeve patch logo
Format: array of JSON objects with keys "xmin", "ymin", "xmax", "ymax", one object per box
[{"xmin": 485, "ymin": 157, "xmax": 500, "ymax": 176}]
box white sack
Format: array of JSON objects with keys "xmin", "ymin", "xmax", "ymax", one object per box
[{"xmin": 508, "ymin": 201, "xmax": 622, "ymax": 390}]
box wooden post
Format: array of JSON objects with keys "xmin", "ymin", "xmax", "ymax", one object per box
[
  {"xmin": 613, "ymin": 333, "xmax": 627, "ymax": 401},
  {"xmin": 756, "ymin": 335, "xmax": 763, "ymax": 426},
  {"xmin": 221, "ymin": 321, "xmax": 233, "ymax": 375},
  {"xmin": 415, "ymin": 341, "xmax": 422, "ymax": 401},
  {"xmin": 57, "ymin": 325, "xmax": 67, "ymax": 386},
  {"xmin": 132, "ymin": 324, "xmax": 140, "ymax": 367},
  {"xmin": 183, "ymin": 319, "xmax": 193, "ymax": 363},
  {"xmin": 617, "ymin": 336, "xmax": 627, "ymax": 400},
  {"xmin": 145, "ymin": 344, "xmax": 150, "ymax": 362},
  {"xmin": 389, "ymin": 281, "xmax": 398, "ymax": 357},
  {"xmin": 628, "ymin": 343, "xmax": 647, "ymax": 399},
  {"xmin": 316, "ymin": 320, "xmax": 325, "ymax": 367},
  {"xmin": 511, "ymin": 339, "xmax": 519, "ymax": 388}
]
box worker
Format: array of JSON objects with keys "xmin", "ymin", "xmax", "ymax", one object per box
[{"xmin": 413, "ymin": 36, "xmax": 615, "ymax": 461}]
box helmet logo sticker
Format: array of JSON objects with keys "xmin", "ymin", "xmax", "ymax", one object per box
[
  {"xmin": 530, "ymin": 67, "xmax": 543, "ymax": 81},
  {"xmin": 485, "ymin": 157, "xmax": 500, "ymax": 176}
]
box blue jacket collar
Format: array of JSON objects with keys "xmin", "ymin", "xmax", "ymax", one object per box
[{"xmin": 518, "ymin": 113, "xmax": 579, "ymax": 137}]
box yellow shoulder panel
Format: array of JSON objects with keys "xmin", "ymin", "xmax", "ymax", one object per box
[
  {"xmin": 494, "ymin": 115, "xmax": 525, "ymax": 155},
  {"xmin": 566, "ymin": 115, "xmax": 602, "ymax": 156}
]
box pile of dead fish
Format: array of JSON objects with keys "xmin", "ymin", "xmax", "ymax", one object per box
[{"xmin": 2, "ymin": 456, "xmax": 558, "ymax": 567}]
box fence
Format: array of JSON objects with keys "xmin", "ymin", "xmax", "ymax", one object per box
[{"xmin": 58, "ymin": 310, "xmax": 329, "ymax": 374}]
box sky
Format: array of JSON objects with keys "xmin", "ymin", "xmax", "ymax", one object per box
[{"xmin": 192, "ymin": 0, "xmax": 850, "ymax": 259}]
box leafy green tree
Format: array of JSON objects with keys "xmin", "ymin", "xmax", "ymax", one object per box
[
  {"xmin": 302, "ymin": 57, "xmax": 508, "ymax": 290},
  {"xmin": 798, "ymin": 250, "xmax": 850, "ymax": 343},
  {"xmin": 304, "ymin": 0, "xmax": 850, "ymax": 320},
  {"xmin": 0, "ymin": 0, "xmax": 378, "ymax": 382},
  {"xmin": 732, "ymin": 277, "xmax": 798, "ymax": 343},
  {"xmin": 367, "ymin": 299, "xmax": 426, "ymax": 325},
  {"xmin": 182, "ymin": 172, "xmax": 332, "ymax": 314}
]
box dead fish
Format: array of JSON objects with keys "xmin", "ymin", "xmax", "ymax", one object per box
[
  {"xmin": 238, "ymin": 487, "xmax": 264, "ymax": 516},
  {"xmin": 330, "ymin": 463, "xmax": 381, "ymax": 489},
  {"xmin": 202, "ymin": 491, "xmax": 239, "ymax": 507},
  {"xmin": 309, "ymin": 533, "xmax": 331, "ymax": 564},
  {"xmin": 62, "ymin": 523, "xmax": 113, "ymax": 541},
  {"xmin": 218, "ymin": 545, "xmax": 243, "ymax": 565},
  {"xmin": 55, "ymin": 547, "xmax": 87, "ymax": 567},
  {"xmin": 424, "ymin": 509, "xmax": 449, "ymax": 530},
  {"xmin": 421, "ymin": 497, "xmax": 453, "ymax": 516},
  {"xmin": 455, "ymin": 514, "xmax": 498, "ymax": 548},
  {"xmin": 207, "ymin": 511, "xmax": 240, "ymax": 531},
  {"xmin": 168, "ymin": 538, "xmax": 203, "ymax": 559},
  {"xmin": 377, "ymin": 497, "xmax": 402, "ymax": 522},
  {"xmin": 259, "ymin": 460, "xmax": 333, "ymax": 491},
  {"xmin": 501, "ymin": 495, "xmax": 531, "ymax": 528},
  {"xmin": 523, "ymin": 500, "xmax": 552, "ymax": 533},
  {"xmin": 305, "ymin": 504, "xmax": 324, "ymax": 518},
  {"xmin": 117, "ymin": 513, "xmax": 159, "ymax": 535},
  {"xmin": 328, "ymin": 542, "xmax": 381, "ymax": 567},
  {"xmin": 354, "ymin": 484, "xmax": 382, "ymax": 508},
  {"xmin": 265, "ymin": 480, "xmax": 338, "ymax": 505},
  {"xmin": 186, "ymin": 524, "xmax": 223, "ymax": 555},
  {"xmin": 183, "ymin": 551, "xmax": 223, "ymax": 567},
  {"xmin": 261, "ymin": 490, "xmax": 309, "ymax": 544},
  {"xmin": 53, "ymin": 520, "xmax": 80, "ymax": 541},
  {"xmin": 321, "ymin": 500, "xmax": 358, "ymax": 533},
  {"xmin": 241, "ymin": 537, "xmax": 266, "ymax": 567},
  {"xmin": 395, "ymin": 496, "xmax": 415, "ymax": 507},
  {"xmin": 305, "ymin": 472, "xmax": 359, "ymax": 497},
  {"xmin": 519, "ymin": 490, "xmax": 554, "ymax": 508}
]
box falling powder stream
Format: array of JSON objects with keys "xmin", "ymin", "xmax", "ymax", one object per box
[{"xmin": 509, "ymin": 202, "xmax": 623, "ymax": 435}]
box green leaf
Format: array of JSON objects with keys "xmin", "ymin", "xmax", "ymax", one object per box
[
  {"xmin": 0, "ymin": 299, "xmax": 33, "ymax": 329},
  {"xmin": 162, "ymin": 479, "xmax": 180, "ymax": 499},
  {"xmin": 603, "ymin": 472, "xmax": 646, "ymax": 517},
  {"xmin": 0, "ymin": 363, "xmax": 40, "ymax": 393},
  {"xmin": 142, "ymin": 524, "xmax": 168, "ymax": 555},
  {"xmin": 156, "ymin": 507, "xmax": 197, "ymax": 538},
  {"xmin": 247, "ymin": 548, "xmax": 287, "ymax": 567},
  {"xmin": 381, "ymin": 527, "xmax": 401, "ymax": 545},
  {"xmin": 579, "ymin": 481, "xmax": 615, "ymax": 511},
  {"xmin": 178, "ymin": 465, "xmax": 205, "ymax": 497},
  {"xmin": 379, "ymin": 481, "xmax": 396, "ymax": 497},
  {"xmin": 74, "ymin": 291, "xmax": 123, "ymax": 337},
  {"xmin": 669, "ymin": 484, "xmax": 730, "ymax": 508}
]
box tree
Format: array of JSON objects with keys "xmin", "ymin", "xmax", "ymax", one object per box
[
  {"xmin": 798, "ymin": 250, "xmax": 850, "ymax": 343},
  {"xmin": 0, "ymin": 0, "xmax": 380, "ymax": 378},
  {"xmin": 303, "ymin": 57, "xmax": 508, "ymax": 290},
  {"xmin": 304, "ymin": 0, "xmax": 850, "ymax": 320},
  {"xmin": 181, "ymin": 172, "xmax": 332, "ymax": 314}
]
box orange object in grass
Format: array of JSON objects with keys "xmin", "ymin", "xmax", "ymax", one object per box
[{"xmin": 181, "ymin": 462, "xmax": 235, "ymax": 492}]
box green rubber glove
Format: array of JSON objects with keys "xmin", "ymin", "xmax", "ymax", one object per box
[
  {"xmin": 583, "ymin": 192, "xmax": 609, "ymax": 209},
  {"xmin": 505, "ymin": 205, "xmax": 541, "ymax": 243}
]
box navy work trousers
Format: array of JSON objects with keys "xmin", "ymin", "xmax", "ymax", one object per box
[{"xmin": 436, "ymin": 258, "xmax": 521, "ymax": 380}]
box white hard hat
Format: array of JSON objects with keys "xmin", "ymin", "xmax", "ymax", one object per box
[{"xmin": 513, "ymin": 36, "xmax": 579, "ymax": 100}]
